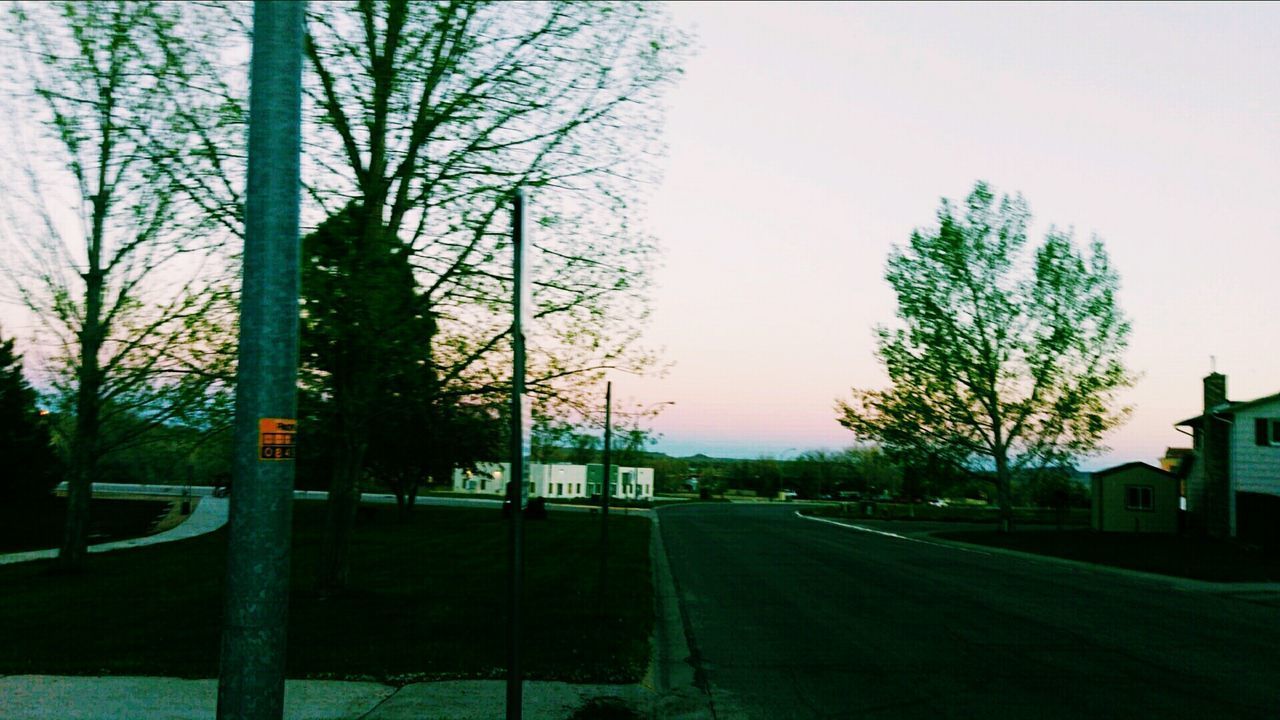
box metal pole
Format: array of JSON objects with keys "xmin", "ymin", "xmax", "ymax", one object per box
[
  {"xmin": 506, "ymin": 189, "xmax": 529, "ymax": 720},
  {"xmin": 598, "ymin": 381, "xmax": 612, "ymax": 606},
  {"xmin": 217, "ymin": 3, "xmax": 304, "ymax": 719}
]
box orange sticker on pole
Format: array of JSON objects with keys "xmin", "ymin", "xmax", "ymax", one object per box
[{"xmin": 258, "ymin": 418, "xmax": 297, "ymax": 461}]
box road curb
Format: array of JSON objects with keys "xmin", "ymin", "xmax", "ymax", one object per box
[
  {"xmin": 647, "ymin": 512, "xmax": 715, "ymax": 720},
  {"xmin": 797, "ymin": 510, "xmax": 1280, "ymax": 593},
  {"xmin": 923, "ymin": 532, "xmax": 1280, "ymax": 593}
]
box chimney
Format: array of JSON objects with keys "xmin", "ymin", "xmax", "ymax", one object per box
[
  {"xmin": 1203, "ymin": 372, "xmax": 1226, "ymax": 414},
  {"xmin": 1202, "ymin": 373, "xmax": 1231, "ymax": 538}
]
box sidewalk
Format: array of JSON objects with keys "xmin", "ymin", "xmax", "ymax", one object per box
[
  {"xmin": 2, "ymin": 483, "xmax": 505, "ymax": 566},
  {"xmin": 0, "ymin": 497, "xmax": 229, "ymax": 566},
  {"xmin": 0, "ymin": 676, "xmax": 654, "ymax": 720}
]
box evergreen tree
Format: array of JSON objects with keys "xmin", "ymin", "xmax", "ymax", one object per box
[{"xmin": 0, "ymin": 332, "xmax": 60, "ymax": 500}]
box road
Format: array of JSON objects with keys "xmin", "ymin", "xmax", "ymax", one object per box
[{"xmin": 658, "ymin": 503, "xmax": 1280, "ymax": 719}]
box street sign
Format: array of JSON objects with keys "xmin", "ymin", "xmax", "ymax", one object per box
[{"xmin": 257, "ymin": 418, "xmax": 297, "ymax": 460}]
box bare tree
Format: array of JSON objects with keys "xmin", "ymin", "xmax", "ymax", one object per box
[
  {"xmin": 3, "ymin": 1, "xmax": 241, "ymax": 570},
  {"xmin": 301, "ymin": 0, "xmax": 688, "ymax": 592}
]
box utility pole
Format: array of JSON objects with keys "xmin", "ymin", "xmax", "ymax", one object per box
[
  {"xmin": 506, "ymin": 189, "xmax": 529, "ymax": 720},
  {"xmin": 217, "ymin": 3, "xmax": 304, "ymax": 719},
  {"xmin": 598, "ymin": 381, "xmax": 612, "ymax": 606}
]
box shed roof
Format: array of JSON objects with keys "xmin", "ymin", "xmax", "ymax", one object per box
[{"xmin": 1091, "ymin": 461, "xmax": 1175, "ymax": 480}]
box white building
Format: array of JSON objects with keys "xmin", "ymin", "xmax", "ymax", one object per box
[{"xmin": 452, "ymin": 462, "xmax": 654, "ymax": 501}]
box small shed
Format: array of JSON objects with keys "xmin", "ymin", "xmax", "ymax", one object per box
[{"xmin": 1091, "ymin": 462, "xmax": 1180, "ymax": 533}]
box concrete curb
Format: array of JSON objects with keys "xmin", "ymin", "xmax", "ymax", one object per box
[
  {"xmin": 796, "ymin": 510, "xmax": 1280, "ymax": 594},
  {"xmin": 924, "ymin": 532, "xmax": 1280, "ymax": 593},
  {"xmin": 647, "ymin": 512, "xmax": 714, "ymax": 720}
]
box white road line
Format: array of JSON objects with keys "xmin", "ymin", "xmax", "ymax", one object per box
[{"xmin": 795, "ymin": 511, "xmax": 993, "ymax": 556}]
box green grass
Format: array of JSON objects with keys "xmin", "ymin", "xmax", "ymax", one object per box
[
  {"xmin": 0, "ymin": 502, "xmax": 652, "ymax": 683},
  {"xmin": 936, "ymin": 528, "xmax": 1280, "ymax": 582},
  {"xmin": 804, "ymin": 502, "xmax": 1090, "ymax": 526},
  {"xmin": 0, "ymin": 496, "xmax": 174, "ymax": 553}
]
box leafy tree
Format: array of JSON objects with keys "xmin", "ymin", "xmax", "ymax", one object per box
[
  {"xmin": 4, "ymin": 1, "xmax": 240, "ymax": 570},
  {"xmin": 838, "ymin": 181, "xmax": 1133, "ymax": 531},
  {"xmin": 0, "ymin": 330, "xmax": 60, "ymax": 500},
  {"xmin": 301, "ymin": 0, "xmax": 688, "ymax": 592}
]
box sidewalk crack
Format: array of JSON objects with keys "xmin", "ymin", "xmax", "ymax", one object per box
[{"xmin": 355, "ymin": 684, "xmax": 403, "ymax": 720}]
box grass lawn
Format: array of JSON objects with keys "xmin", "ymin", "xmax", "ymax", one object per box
[
  {"xmin": 0, "ymin": 496, "xmax": 175, "ymax": 553},
  {"xmin": 936, "ymin": 528, "xmax": 1280, "ymax": 583},
  {"xmin": 0, "ymin": 502, "xmax": 652, "ymax": 683},
  {"xmin": 804, "ymin": 502, "xmax": 1090, "ymax": 526}
]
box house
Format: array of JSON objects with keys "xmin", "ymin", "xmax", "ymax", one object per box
[
  {"xmin": 1090, "ymin": 462, "xmax": 1179, "ymax": 534},
  {"xmin": 1174, "ymin": 373, "xmax": 1280, "ymax": 540},
  {"xmin": 1159, "ymin": 447, "xmax": 1193, "ymax": 475},
  {"xmin": 452, "ymin": 462, "xmax": 654, "ymax": 501}
]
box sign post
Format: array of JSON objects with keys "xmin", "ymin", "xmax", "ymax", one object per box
[
  {"xmin": 217, "ymin": 3, "xmax": 304, "ymax": 719},
  {"xmin": 598, "ymin": 381, "xmax": 612, "ymax": 608},
  {"xmin": 506, "ymin": 189, "xmax": 530, "ymax": 720}
]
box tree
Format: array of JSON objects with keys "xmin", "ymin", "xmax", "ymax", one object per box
[
  {"xmin": 4, "ymin": 1, "xmax": 240, "ymax": 570},
  {"xmin": 299, "ymin": 204, "xmax": 506, "ymax": 517},
  {"xmin": 0, "ymin": 329, "xmax": 60, "ymax": 500},
  {"xmin": 837, "ymin": 181, "xmax": 1133, "ymax": 531},
  {"xmin": 302, "ymin": 0, "xmax": 688, "ymax": 592}
]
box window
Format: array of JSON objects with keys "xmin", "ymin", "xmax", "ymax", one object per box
[
  {"xmin": 1125, "ymin": 485, "xmax": 1153, "ymax": 511},
  {"xmin": 1256, "ymin": 418, "xmax": 1280, "ymax": 447}
]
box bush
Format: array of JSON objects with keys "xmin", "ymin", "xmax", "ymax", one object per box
[{"xmin": 525, "ymin": 497, "xmax": 549, "ymax": 520}]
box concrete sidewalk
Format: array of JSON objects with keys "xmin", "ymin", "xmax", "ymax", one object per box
[
  {"xmin": 0, "ymin": 676, "xmax": 654, "ymax": 719},
  {"xmin": 0, "ymin": 497, "xmax": 230, "ymax": 566},
  {"xmin": 1, "ymin": 483, "xmax": 505, "ymax": 566}
]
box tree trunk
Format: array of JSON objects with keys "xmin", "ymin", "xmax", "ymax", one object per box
[
  {"xmin": 392, "ymin": 481, "xmax": 407, "ymax": 522},
  {"xmin": 59, "ymin": 270, "xmax": 104, "ymax": 572},
  {"xmin": 995, "ymin": 450, "xmax": 1014, "ymax": 533},
  {"xmin": 317, "ymin": 442, "xmax": 365, "ymax": 595}
]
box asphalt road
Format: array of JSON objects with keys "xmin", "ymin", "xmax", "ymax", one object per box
[{"xmin": 658, "ymin": 503, "xmax": 1280, "ymax": 720}]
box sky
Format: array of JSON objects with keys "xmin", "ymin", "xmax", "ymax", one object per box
[
  {"xmin": 3, "ymin": 2, "xmax": 1278, "ymax": 472},
  {"xmin": 622, "ymin": 2, "xmax": 1280, "ymax": 467}
]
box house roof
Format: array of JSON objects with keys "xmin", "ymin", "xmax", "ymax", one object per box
[
  {"xmin": 1162, "ymin": 447, "xmax": 1193, "ymax": 459},
  {"xmin": 1174, "ymin": 390, "xmax": 1280, "ymax": 428},
  {"xmin": 1091, "ymin": 461, "xmax": 1175, "ymax": 480}
]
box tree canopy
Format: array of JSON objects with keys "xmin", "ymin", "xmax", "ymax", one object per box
[{"xmin": 837, "ymin": 181, "xmax": 1133, "ymax": 530}]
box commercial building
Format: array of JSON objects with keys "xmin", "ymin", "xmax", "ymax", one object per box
[{"xmin": 452, "ymin": 462, "xmax": 654, "ymax": 501}]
